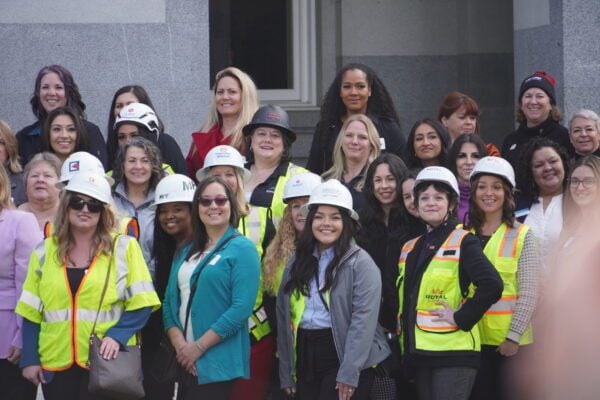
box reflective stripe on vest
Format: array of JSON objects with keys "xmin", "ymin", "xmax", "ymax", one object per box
[
  {"xmin": 475, "ymin": 223, "xmax": 532, "ymax": 345},
  {"xmin": 396, "ymin": 237, "xmax": 419, "ymax": 337},
  {"xmin": 414, "ymin": 229, "xmax": 480, "ymax": 353}
]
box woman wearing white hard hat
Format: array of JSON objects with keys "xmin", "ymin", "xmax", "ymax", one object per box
[
  {"xmin": 397, "ymin": 166, "xmax": 502, "ymax": 400},
  {"xmin": 58, "ymin": 151, "xmax": 114, "ymax": 186},
  {"xmin": 139, "ymin": 174, "xmax": 196, "ymax": 400},
  {"xmin": 465, "ymin": 157, "xmax": 540, "ymax": 400},
  {"xmin": 112, "ymin": 137, "xmax": 167, "ymax": 279},
  {"xmin": 111, "ymin": 102, "xmax": 185, "ymax": 174},
  {"xmin": 17, "ymin": 171, "xmax": 160, "ymax": 399},
  {"xmin": 277, "ymin": 179, "xmax": 390, "ymax": 400},
  {"xmin": 196, "ymin": 144, "xmax": 251, "ymax": 219},
  {"xmin": 198, "ymin": 144, "xmax": 277, "ymax": 400}
]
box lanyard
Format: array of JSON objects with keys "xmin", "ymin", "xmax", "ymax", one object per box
[{"xmin": 314, "ymin": 261, "xmax": 330, "ymax": 312}]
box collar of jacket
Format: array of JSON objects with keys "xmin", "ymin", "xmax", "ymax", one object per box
[
  {"xmin": 518, "ymin": 116, "xmax": 559, "ymax": 137},
  {"xmin": 113, "ymin": 181, "xmax": 156, "ymax": 209}
]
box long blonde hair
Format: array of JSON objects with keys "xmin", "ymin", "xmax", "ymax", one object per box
[
  {"xmin": 53, "ymin": 191, "xmax": 117, "ymax": 263},
  {"xmin": 0, "ymin": 164, "xmax": 12, "ymax": 212},
  {"xmin": 262, "ymin": 205, "xmax": 297, "ymax": 295},
  {"xmin": 200, "ymin": 67, "xmax": 259, "ymax": 152},
  {"xmin": 322, "ymin": 114, "xmax": 381, "ymax": 191},
  {"xmin": 0, "ymin": 121, "xmax": 22, "ymax": 174}
]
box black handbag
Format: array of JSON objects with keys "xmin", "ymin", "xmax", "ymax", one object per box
[
  {"xmin": 88, "ymin": 235, "xmax": 145, "ymax": 399},
  {"xmin": 150, "ymin": 233, "xmax": 239, "ymax": 382}
]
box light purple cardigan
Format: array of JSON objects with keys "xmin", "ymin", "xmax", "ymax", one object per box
[{"xmin": 0, "ymin": 209, "xmax": 42, "ymax": 358}]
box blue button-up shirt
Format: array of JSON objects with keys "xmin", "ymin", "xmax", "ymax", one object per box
[{"xmin": 299, "ymin": 246, "xmax": 333, "ymax": 329}]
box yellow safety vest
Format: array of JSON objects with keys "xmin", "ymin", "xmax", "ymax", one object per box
[
  {"xmin": 241, "ymin": 163, "xmax": 306, "ymax": 343},
  {"xmin": 470, "ymin": 223, "xmax": 533, "ymax": 346},
  {"xmin": 15, "ymin": 234, "xmax": 160, "ymax": 371},
  {"xmin": 398, "ymin": 229, "xmax": 481, "ymax": 353}
]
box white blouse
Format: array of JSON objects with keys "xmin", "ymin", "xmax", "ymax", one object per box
[{"xmin": 524, "ymin": 193, "xmax": 563, "ymax": 269}]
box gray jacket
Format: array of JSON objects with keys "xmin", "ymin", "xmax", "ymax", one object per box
[
  {"xmin": 277, "ymin": 242, "xmax": 391, "ymax": 388},
  {"xmin": 112, "ymin": 182, "xmax": 156, "ymax": 278}
]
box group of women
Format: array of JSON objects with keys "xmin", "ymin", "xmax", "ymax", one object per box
[{"xmin": 0, "ymin": 62, "xmax": 598, "ymax": 400}]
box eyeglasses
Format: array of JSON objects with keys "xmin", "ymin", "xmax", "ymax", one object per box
[
  {"xmin": 199, "ymin": 196, "xmax": 229, "ymax": 207},
  {"xmin": 568, "ymin": 177, "xmax": 597, "ymax": 189},
  {"xmin": 68, "ymin": 196, "xmax": 104, "ymax": 213}
]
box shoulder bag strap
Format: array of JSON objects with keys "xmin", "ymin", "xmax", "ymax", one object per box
[
  {"xmin": 91, "ymin": 236, "xmax": 121, "ymax": 336},
  {"xmin": 182, "ymin": 232, "xmax": 239, "ymax": 335}
]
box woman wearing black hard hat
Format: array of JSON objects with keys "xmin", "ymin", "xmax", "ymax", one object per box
[
  {"xmin": 228, "ymin": 104, "xmax": 306, "ymax": 400},
  {"xmin": 501, "ymin": 71, "xmax": 574, "ymax": 175}
]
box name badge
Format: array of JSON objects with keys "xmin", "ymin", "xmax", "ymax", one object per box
[
  {"xmin": 380, "ymin": 137, "xmax": 386, "ymax": 150},
  {"xmin": 209, "ymin": 254, "xmax": 221, "ymax": 265}
]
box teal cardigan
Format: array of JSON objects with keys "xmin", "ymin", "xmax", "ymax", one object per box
[{"xmin": 163, "ymin": 226, "xmax": 260, "ymax": 384}]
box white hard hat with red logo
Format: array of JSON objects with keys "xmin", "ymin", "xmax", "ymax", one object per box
[
  {"xmin": 58, "ymin": 151, "xmax": 114, "ymax": 186},
  {"xmin": 64, "ymin": 171, "xmax": 112, "ymax": 204},
  {"xmin": 196, "ymin": 145, "xmax": 251, "ymax": 183},
  {"xmin": 283, "ymin": 172, "xmax": 322, "ymax": 203},
  {"xmin": 301, "ymin": 179, "xmax": 359, "ymax": 220},
  {"xmin": 114, "ymin": 102, "xmax": 159, "ymax": 135}
]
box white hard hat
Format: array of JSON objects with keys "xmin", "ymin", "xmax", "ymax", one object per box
[
  {"xmin": 153, "ymin": 174, "xmax": 196, "ymax": 208},
  {"xmin": 414, "ymin": 166, "xmax": 459, "ymax": 196},
  {"xmin": 470, "ymin": 156, "xmax": 516, "ymax": 188},
  {"xmin": 64, "ymin": 171, "xmax": 112, "ymax": 204},
  {"xmin": 283, "ymin": 172, "xmax": 322, "ymax": 203},
  {"xmin": 114, "ymin": 102, "xmax": 159, "ymax": 135},
  {"xmin": 196, "ymin": 145, "xmax": 251, "ymax": 183},
  {"xmin": 58, "ymin": 151, "xmax": 114, "ymax": 186},
  {"xmin": 301, "ymin": 179, "xmax": 359, "ymax": 221}
]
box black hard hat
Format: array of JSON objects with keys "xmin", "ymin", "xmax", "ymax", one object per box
[{"xmin": 242, "ymin": 104, "xmax": 296, "ymax": 142}]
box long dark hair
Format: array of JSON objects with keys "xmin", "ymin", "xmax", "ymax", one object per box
[
  {"xmin": 404, "ymin": 118, "xmax": 451, "ymax": 169},
  {"xmin": 283, "ymin": 205, "xmax": 357, "ymax": 296},
  {"xmin": 447, "ymin": 133, "xmax": 487, "ymax": 177},
  {"xmin": 186, "ymin": 176, "xmax": 240, "ymax": 261},
  {"xmin": 41, "ymin": 107, "xmax": 89, "ymax": 155},
  {"xmin": 152, "ymin": 202, "xmax": 193, "ymax": 298},
  {"xmin": 465, "ymin": 174, "xmax": 515, "ymax": 233},
  {"xmin": 30, "ymin": 65, "xmax": 86, "ymax": 122},
  {"xmin": 360, "ymin": 153, "xmax": 408, "ymax": 226},
  {"xmin": 106, "ymin": 85, "xmax": 165, "ymax": 163},
  {"xmin": 516, "ymin": 137, "xmax": 569, "ymax": 203}
]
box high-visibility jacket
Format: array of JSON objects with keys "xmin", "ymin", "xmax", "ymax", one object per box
[
  {"xmin": 240, "ymin": 162, "xmax": 306, "ymax": 343},
  {"xmin": 43, "ymin": 217, "xmax": 140, "ymax": 240},
  {"xmin": 398, "ymin": 229, "xmax": 481, "ymax": 353},
  {"xmin": 15, "ymin": 234, "xmax": 160, "ymax": 371},
  {"xmin": 470, "ymin": 222, "xmax": 533, "ymax": 346}
]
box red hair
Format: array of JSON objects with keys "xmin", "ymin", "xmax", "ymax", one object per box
[{"xmin": 437, "ymin": 91, "xmax": 480, "ymax": 134}]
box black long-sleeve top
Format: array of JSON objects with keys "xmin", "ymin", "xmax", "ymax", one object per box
[{"xmin": 401, "ymin": 219, "xmax": 502, "ymax": 369}]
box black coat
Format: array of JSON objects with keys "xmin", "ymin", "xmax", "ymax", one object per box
[
  {"xmin": 307, "ymin": 113, "xmax": 406, "ymax": 175},
  {"xmin": 157, "ymin": 133, "xmax": 186, "ymax": 175},
  {"xmin": 400, "ymin": 219, "xmax": 502, "ymax": 369},
  {"xmin": 501, "ymin": 117, "xmax": 573, "ymax": 176},
  {"xmin": 17, "ymin": 120, "xmax": 108, "ymax": 169}
]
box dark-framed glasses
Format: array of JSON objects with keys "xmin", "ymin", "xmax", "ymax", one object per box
[
  {"xmin": 199, "ymin": 196, "xmax": 229, "ymax": 207},
  {"xmin": 68, "ymin": 196, "xmax": 104, "ymax": 213},
  {"xmin": 568, "ymin": 177, "xmax": 597, "ymax": 189}
]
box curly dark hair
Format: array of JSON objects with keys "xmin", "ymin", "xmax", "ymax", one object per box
[
  {"xmin": 360, "ymin": 153, "xmax": 408, "ymax": 227},
  {"xmin": 516, "ymin": 137, "xmax": 569, "ymax": 203},
  {"xmin": 30, "ymin": 65, "xmax": 86, "ymax": 122},
  {"xmin": 283, "ymin": 205, "xmax": 357, "ymax": 296},
  {"xmin": 112, "ymin": 136, "xmax": 165, "ymax": 194},
  {"xmin": 465, "ymin": 174, "xmax": 516, "ymax": 233},
  {"xmin": 404, "ymin": 118, "xmax": 451, "ymax": 169},
  {"xmin": 106, "ymin": 85, "xmax": 165, "ymax": 163}
]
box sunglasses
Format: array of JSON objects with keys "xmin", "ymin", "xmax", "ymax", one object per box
[
  {"xmin": 68, "ymin": 196, "xmax": 104, "ymax": 213},
  {"xmin": 199, "ymin": 196, "xmax": 229, "ymax": 207}
]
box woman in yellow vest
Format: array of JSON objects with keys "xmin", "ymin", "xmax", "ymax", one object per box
[
  {"xmin": 278, "ymin": 179, "xmax": 390, "ymax": 400},
  {"xmin": 398, "ymin": 166, "xmax": 502, "ymax": 400},
  {"xmin": 16, "ymin": 171, "xmax": 160, "ymax": 400},
  {"xmin": 465, "ymin": 157, "xmax": 540, "ymax": 400}
]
